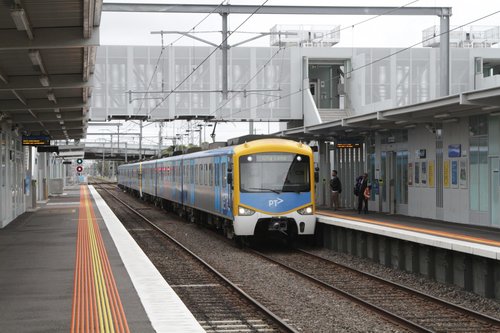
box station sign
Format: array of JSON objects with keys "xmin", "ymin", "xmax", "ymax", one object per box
[
  {"xmin": 37, "ymin": 146, "xmax": 59, "ymax": 153},
  {"xmin": 22, "ymin": 135, "xmax": 50, "ymax": 146},
  {"xmin": 336, "ymin": 137, "xmax": 363, "ymax": 149}
]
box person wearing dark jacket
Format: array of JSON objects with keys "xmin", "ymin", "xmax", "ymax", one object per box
[
  {"xmin": 357, "ymin": 173, "xmax": 369, "ymax": 214},
  {"xmin": 330, "ymin": 170, "xmax": 342, "ymax": 211}
]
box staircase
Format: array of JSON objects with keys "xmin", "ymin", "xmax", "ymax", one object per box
[{"xmin": 317, "ymin": 109, "xmax": 349, "ymax": 123}]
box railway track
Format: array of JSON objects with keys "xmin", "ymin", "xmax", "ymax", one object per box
[
  {"xmin": 92, "ymin": 181, "xmax": 298, "ymax": 333},
  {"xmin": 91, "ymin": 179, "xmax": 500, "ymax": 332},
  {"xmin": 251, "ymin": 248, "xmax": 500, "ymax": 333}
]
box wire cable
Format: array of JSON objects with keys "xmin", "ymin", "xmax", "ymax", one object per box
[
  {"xmin": 227, "ymin": 9, "xmax": 500, "ymax": 118},
  {"xmin": 122, "ymin": 0, "xmax": 226, "ymax": 133},
  {"xmin": 148, "ymin": 0, "xmax": 271, "ymax": 116}
]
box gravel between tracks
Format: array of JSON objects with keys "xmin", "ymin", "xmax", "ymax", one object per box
[
  {"xmin": 102, "ymin": 187, "xmax": 406, "ymax": 332},
  {"xmin": 304, "ymin": 249, "xmax": 500, "ymax": 320},
  {"xmin": 102, "ymin": 186, "xmax": 500, "ymax": 331}
]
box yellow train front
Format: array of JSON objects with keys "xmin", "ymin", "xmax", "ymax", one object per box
[{"xmin": 231, "ymin": 139, "xmax": 317, "ymax": 241}]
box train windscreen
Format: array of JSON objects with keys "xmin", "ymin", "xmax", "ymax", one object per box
[{"xmin": 239, "ymin": 153, "xmax": 310, "ymax": 193}]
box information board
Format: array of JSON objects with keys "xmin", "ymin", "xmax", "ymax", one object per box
[{"xmin": 22, "ymin": 135, "xmax": 50, "ymax": 146}]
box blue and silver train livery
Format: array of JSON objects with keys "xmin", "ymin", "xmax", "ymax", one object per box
[{"xmin": 117, "ymin": 138, "xmax": 317, "ymax": 241}]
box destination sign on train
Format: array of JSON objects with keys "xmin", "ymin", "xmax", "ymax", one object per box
[{"xmin": 22, "ymin": 135, "xmax": 50, "ymax": 146}]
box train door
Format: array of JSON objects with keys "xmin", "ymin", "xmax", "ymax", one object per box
[
  {"xmin": 491, "ymin": 157, "xmax": 500, "ymax": 227},
  {"xmin": 182, "ymin": 161, "xmax": 187, "ymax": 204},
  {"xmin": 214, "ymin": 156, "xmax": 221, "ymax": 213},
  {"xmin": 189, "ymin": 159, "xmax": 195, "ymax": 206},
  {"xmin": 220, "ymin": 156, "xmax": 232, "ymax": 218},
  {"xmin": 138, "ymin": 162, "xmax": 142, "ymax": 197}
]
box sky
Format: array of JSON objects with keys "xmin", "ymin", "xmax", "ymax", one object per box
[{"xmin": 90, "ymin": 0, "xmax": 500, "ymax": 146}]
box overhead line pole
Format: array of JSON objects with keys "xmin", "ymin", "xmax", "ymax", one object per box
[{"xmin": 222, "ymin": 12, "xmax": 229, "ymax": 100}]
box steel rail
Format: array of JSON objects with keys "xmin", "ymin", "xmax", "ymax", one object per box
[
  {"xmin": 297, "ymin": 248, "xmax": 500, "ymax": 328},
  {"xmin": 250, "ymin": 249, "xmax": 432, "ymax": 333},
  {"xmin": 92, "ymin": 181, "xmax": 299, "ymax": 333}
]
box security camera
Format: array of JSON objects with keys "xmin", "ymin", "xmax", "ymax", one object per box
[{"xmin": 425, "ymin": 124, "xmax": 435, "ymax": 134}]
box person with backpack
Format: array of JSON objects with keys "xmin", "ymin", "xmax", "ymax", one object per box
[
  {"xmin": 329, "ymin": 170, "xmax": 342, "ymax": 211},
  {"xmin": 363, "ymin": 184, "xmax": 372, "ymax": 214},
  {"xmin": 355, "ymin": 173, "xmax": 369, "ymax": 214}
]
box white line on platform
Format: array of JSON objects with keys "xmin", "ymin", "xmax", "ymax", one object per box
[{"xmin": 89, "ymin": 185, "xmax": 205, "ymax": 333}]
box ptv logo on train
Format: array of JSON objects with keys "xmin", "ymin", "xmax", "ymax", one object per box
[{"xmin": 268, "ymin": 197, "xmax": 284, "ymax": 207}]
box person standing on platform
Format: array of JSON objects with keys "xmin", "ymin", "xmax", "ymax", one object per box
[
  {"xmin": 363, "ymin": 184, "xmax": 371, "ymax": 214},
  {"xmin": 356, "ymin": 173, "xmax": 369, "ymax": 214},
  {"xmin": 329, "ymin": 170, "xmax": 342, "ymax": 211}
]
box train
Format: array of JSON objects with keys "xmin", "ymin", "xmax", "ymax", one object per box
[{"xmin": 117, "ymin": 138, "xmax": 318, "ymax": 243}]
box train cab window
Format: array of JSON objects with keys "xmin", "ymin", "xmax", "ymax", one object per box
[{"xmin": 239, "ymin": 153, "xmax": 310, "ymax": 193}]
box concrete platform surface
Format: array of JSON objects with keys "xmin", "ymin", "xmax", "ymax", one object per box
[{"xmin": 0, "ymin": 185, "xmax": 191, "ymax": 332}]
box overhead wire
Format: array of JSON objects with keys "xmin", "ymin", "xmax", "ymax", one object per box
[
  {"xmin": 121, "ymin": 0, "xmax": 226, "ymax": 133},
  {"xmin": 313, "ymin": 0, "xmax": 420, "ymax": 42},
  {"xmin": 227, "ymin": 8, "xmax": 500, "ymax": 118},
  {"xmin": 212, "ymin": 0, "xmax": 421, "ymax": 120},
  {"xmin": 207, "ymin": 0, "xmax": 420, "ymax": 137},
  {"xmin": 148, "ymin": 0, "xmax": 272, "ymax": 117},
  {"xmin": 126, "ymin": 0, "xmax": 418, "ymax": 138}
]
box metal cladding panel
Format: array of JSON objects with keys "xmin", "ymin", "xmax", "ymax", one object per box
[{"xmin": 91, "ymin": 45, "xmax": 293, "ymax": 122}]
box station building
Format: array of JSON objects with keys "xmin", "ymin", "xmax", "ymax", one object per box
[{"xmin": 90, "ymin": 25, "xmax": 500, "ymax": 228}]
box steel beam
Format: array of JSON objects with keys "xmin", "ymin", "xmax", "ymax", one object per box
[
  {"xmin": 0, "ymin": 75, "xmax": 92, "ymax": 91},
  {"xmin": 0, "ymin": 98, "xmax": 85, "ymax": 111},
  {"xmin": 440, "ymin": 15, "xmax": 450, "ymax": 97},
  {"xmin": 9, "ymin": 111, "xmax": 85, "ymax": 123},
  {"xmin": 103, "ymin": 3, "xmax": 451, "ymax": 16},
  {"xmin": 0, "ymin": 27, "xmax": 100, "ymax": 50},
  {"xmin": 222, "ymin": 12, "xmax": 228, "ymax": 100}
]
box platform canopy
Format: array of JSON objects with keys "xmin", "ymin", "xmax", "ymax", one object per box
[
  {"xmin": 0, "ymin": 0, "xmax": 101, "ymax": 140},
  {"xmin": 280, "ymin": 86, "xmax": 500, "ymax": 140}
]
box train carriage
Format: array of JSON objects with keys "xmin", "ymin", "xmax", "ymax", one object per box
[{"xmin": 118, "ymin": 138, "xmax": 317, "ymax": 241}]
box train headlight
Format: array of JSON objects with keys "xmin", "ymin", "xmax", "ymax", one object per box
[
  {"xmin": 238, "ymin": 206, "xmax": 255, "ymax": 216},
  {"xmin": 297, "ymin": 206, "xmax": 313, "ymax": 215}
]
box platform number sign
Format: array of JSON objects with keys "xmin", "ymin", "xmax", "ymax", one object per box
[{"xmin": 76, "ymin": 158, "xmax": 83, "ymax": 175}]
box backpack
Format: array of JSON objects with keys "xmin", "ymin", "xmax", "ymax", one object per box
[{"xmin": 353, "ymin": 177, "xmax": 363, "ymax": 196}]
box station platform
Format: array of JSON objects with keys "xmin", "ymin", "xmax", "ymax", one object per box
[
  {"xmin": 317, "ymin": 208, "xmax": 500, "ymax": 260},
  {"xmin": 0, "ymin": 185, "xmax": 204, "ymax": 333}
]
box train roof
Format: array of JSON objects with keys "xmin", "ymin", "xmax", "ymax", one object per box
[
  {"xmin": 233, "ymin": 138, "xmax": 313, "ymax": 156},
  {"xmin": 118, "ymin": 138, "xmax": 311, "ymax": 168}
]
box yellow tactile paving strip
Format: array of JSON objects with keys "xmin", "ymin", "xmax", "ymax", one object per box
[
  {"xmin": 318, "ymin": 210, "xmax": 500, "ymax": 248},
  {"xmin": 71, "ymin": 186, "xmax": 130, "ymax": 333}
]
